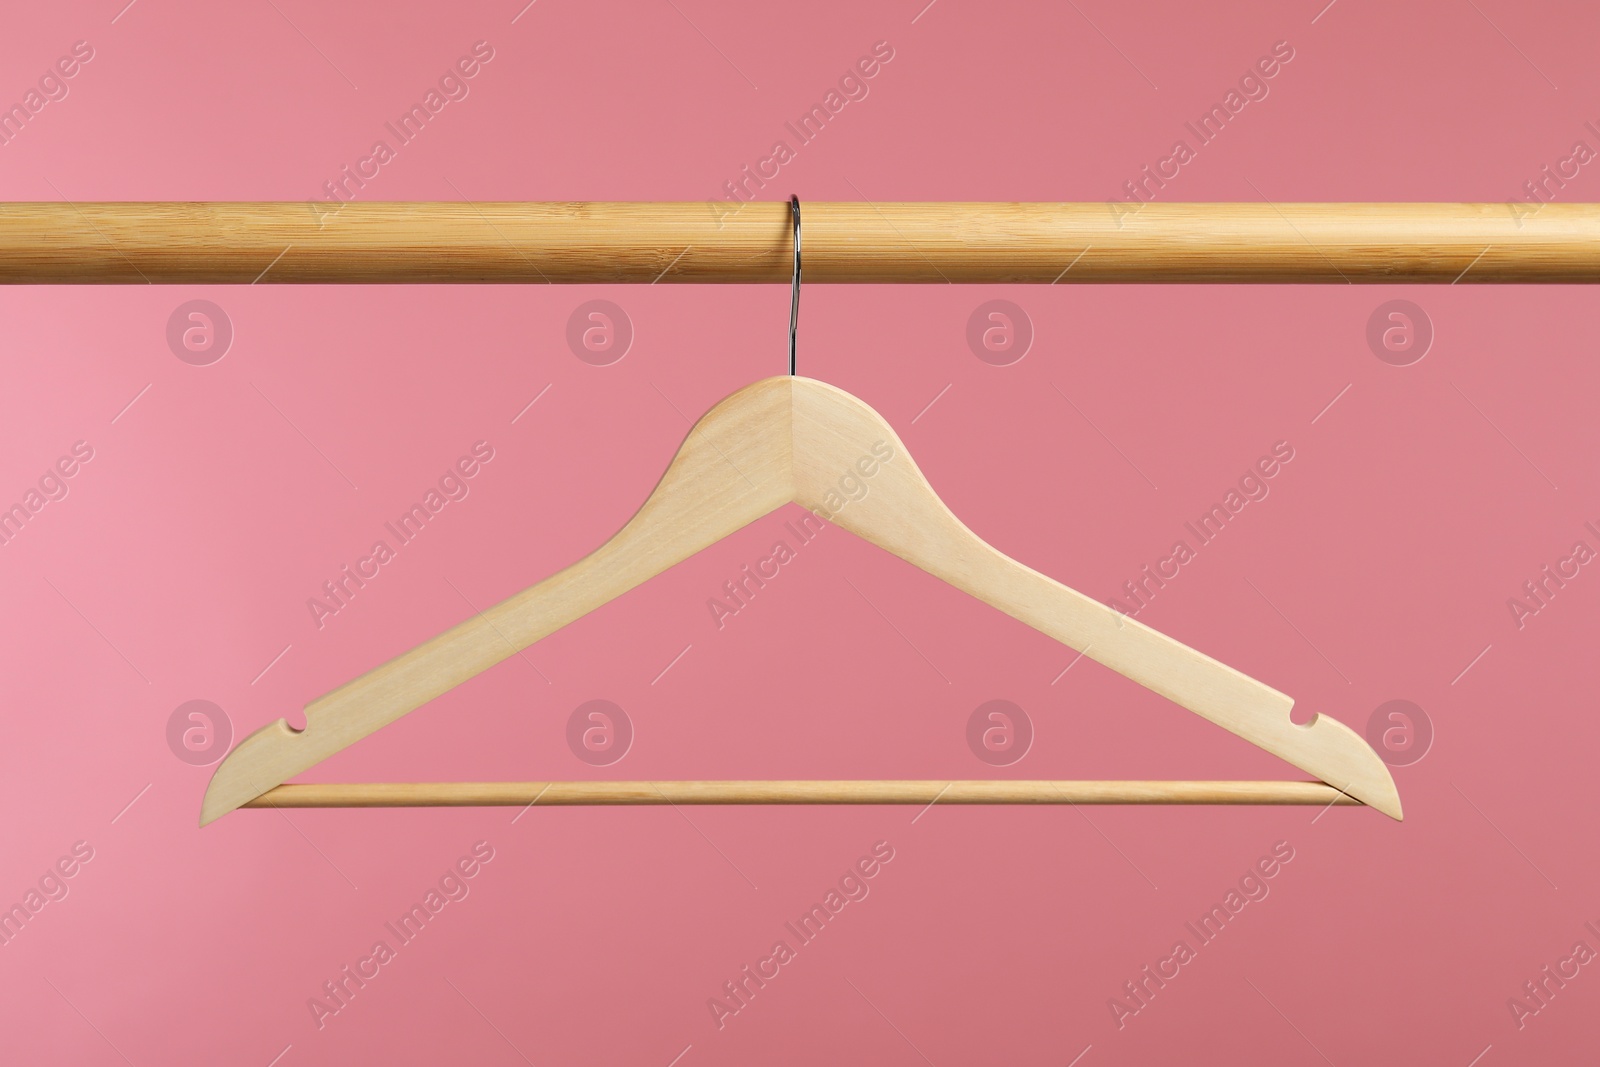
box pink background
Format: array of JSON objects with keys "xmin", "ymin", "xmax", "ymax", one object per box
[{"xmin": 3, "ymin": 0, "xmax": 1598, "ymax": 1062}]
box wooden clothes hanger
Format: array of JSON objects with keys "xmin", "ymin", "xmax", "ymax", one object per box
[{"xmin": 200, "ymin": 201, "xmax": 1401, "ymax": 826}]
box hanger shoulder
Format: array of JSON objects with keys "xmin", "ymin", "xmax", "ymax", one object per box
[
  {"xmin": 201, "ymin": 378, "xmax": 796, "ymax": 825},
  {"xmin": 791, "ymin": 378, "xmax": 1401, "ymax": 819}
]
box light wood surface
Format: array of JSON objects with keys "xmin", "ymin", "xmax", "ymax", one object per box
[
  {"xmin": 247, "ymin": 781, "xmax": 1360, "ymax": 808},
  {"xmin": 3, "ymin": 202, "xmax": 1597, "ymax": 283},
  {"xmin": 203, "ymin": 377, "xmax": 1402, "ymax": 825}
]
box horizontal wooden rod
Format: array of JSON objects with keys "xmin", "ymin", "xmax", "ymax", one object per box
[
  {"xmin": 243, "ymin": 780, "xmax": 1361, "ymax": 808},
  {"xmin": 1, "ymin": 202, "xmax": 1597, "ymax": 283}
]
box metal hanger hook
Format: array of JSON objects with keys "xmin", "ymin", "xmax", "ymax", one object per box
[{"xmin": 788, "ymin": 195, "xmax": 801, "ymax": 376}]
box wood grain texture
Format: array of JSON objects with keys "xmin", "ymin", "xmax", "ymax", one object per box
[
  {"xmin": 203, "ymin": 377, "xmax": 1402, "ymax": 826},
  {"xmin": 2, "ymin": 202, "xmax": 1597, "ymax": 283},
  {"xmin": 247, "ymin": 781, "xmax": 1360, "ymax": 808}
]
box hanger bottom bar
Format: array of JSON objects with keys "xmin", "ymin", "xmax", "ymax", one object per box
[{"xmin": 243, "ymin": 781, "xmax": 1362, "ymax": 808}]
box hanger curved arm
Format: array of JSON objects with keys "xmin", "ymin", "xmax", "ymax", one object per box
[
  {"xmin": 201, "ymin": 378, "xmax": 794, "ymax": 824},
  {"xmin": 203, "ymin": 375, "xmax": 1400, "ymax": 824},
  {"xmin": 792, "ymin": 378, "xmax": 1400, "ymax": 819}
]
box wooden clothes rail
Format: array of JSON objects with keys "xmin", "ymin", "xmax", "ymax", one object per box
[{"xmin": 3, "ymin": 201, "xmax": 1598, "ymax": 283}]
